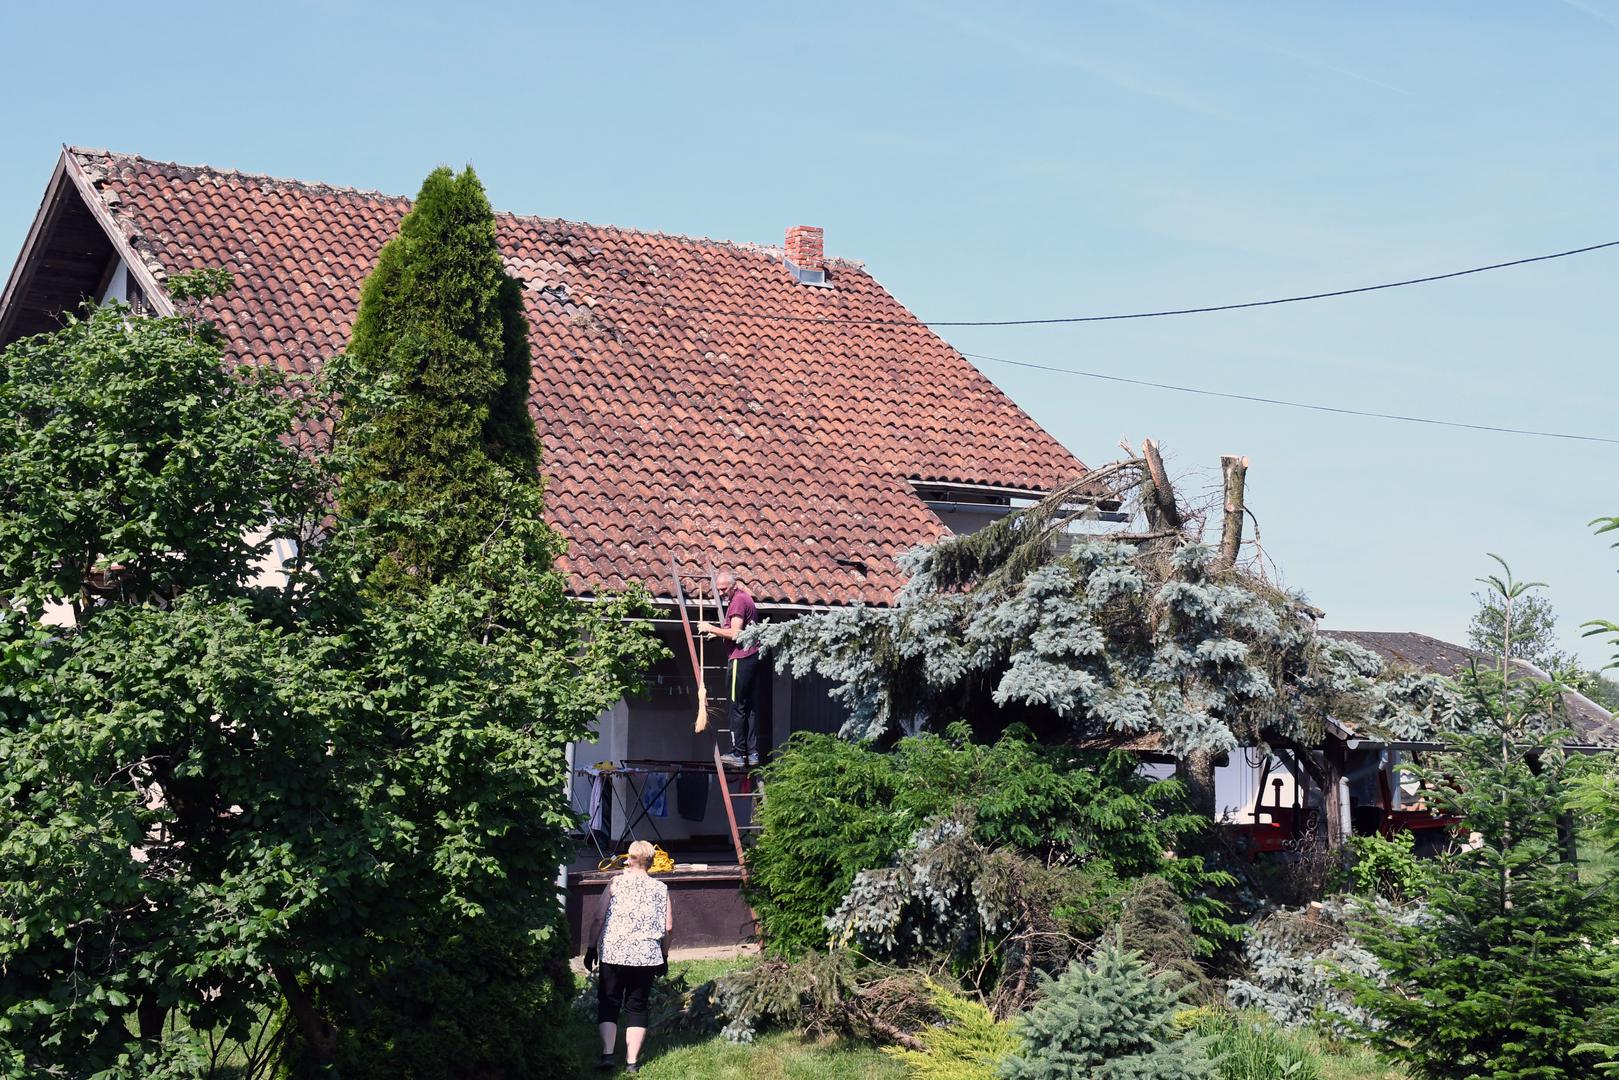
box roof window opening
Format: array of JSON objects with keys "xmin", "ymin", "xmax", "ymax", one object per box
[{"xmin": 784, "ymin": 225, "xmax": 831, "ymax": 287}]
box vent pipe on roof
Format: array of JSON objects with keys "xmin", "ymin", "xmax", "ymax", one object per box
[{"xmin": 784, "ymin": 225, "xmax": 830, "ymax": 286}]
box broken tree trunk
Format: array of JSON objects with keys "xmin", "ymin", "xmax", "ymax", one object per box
[
  {"xmin": 1217, "ymin": 454, "xmax": 1249, "ymax": 570},
  {"xmin": 1321, "ymin": 739, "xmax": 1347, "ymax": 849},
  {"xmin": 1141, "ymin": 439, "xmax": 1185, "ymax": 530}
]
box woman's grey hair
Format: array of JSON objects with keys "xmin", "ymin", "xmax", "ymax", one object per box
[{"xmin": 626, "ymin": 840, "xmax": 656, "ymax": 869}]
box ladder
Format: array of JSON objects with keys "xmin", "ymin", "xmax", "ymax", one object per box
[
  {"xmin": 671, "ymin": 556, "xmax": 764, "ymax": 878},
  {"xmin": 701, "ymin": 655, "xmax": 763, "ymax": 876},
  {"xmin": 711, "ymin": 740, "xmax": 763, "ymax": 878}
]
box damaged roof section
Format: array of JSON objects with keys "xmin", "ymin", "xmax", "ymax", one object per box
[{"xmin": 1, "ymin": 148, "xmax": 1091, "ymax": 607}]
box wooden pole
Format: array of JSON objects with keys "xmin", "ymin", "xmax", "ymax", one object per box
[{"xmin": 1217, "ymin": 455, "xmax": 1249, "ymax": 570}]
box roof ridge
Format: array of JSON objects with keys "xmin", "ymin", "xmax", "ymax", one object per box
[{"xmin": 66, "ymin": 147, "xmax": 866, "ymax": 268}]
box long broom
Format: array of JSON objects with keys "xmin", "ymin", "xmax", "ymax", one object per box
[{"xmin": 694, "ymin": 578, "xmax": 710, "ymax": 733}]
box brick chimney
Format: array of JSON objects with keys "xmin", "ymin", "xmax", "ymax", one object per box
[
  {"xmin": 785, "ymin": 225, "xmax": 824, "ymax": 271},
  {"xmin": 784, "ymin": 225, "xmax": 827, "ymax": 285}
]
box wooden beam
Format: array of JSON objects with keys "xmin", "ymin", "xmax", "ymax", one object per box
[
  {"xmin": 1322, "ymin": 739, "xmax": 1348, "ymax": 849},
  {"xmin": 60, "ymin": 150, "xmax": 174, "ymax": 318}
]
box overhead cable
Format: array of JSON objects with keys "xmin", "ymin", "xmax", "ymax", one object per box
[
  {"xmin": 589, "ymin": 239, "xmax": 1619, "ymax": 327},
  {"xmin": 960, "ymin": 351, "xmax": 1619, "ymax": 446}
]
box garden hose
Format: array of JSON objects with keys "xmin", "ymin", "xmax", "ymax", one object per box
[{"xmin": 597, "ymin": 845, "xmax": 677, "ymax": 874}]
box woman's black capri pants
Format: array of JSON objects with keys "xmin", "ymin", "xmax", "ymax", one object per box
[{"xmin": 597, "ymin": 962, "xmax": 656, "ymax": 1026}]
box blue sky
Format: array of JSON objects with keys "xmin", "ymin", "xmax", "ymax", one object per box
[{"xmin": 3, "ymin": 1, "xmax": 1616, "ymax": 663}]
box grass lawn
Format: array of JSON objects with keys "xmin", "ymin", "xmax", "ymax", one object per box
[
  {"xmin": 565, "ymin": 954, "xmax": 1405, "ymax": 1079},
  {"xmin": 1318, "ymin": 1043, "xmax": 1407, "ymax": 1080},
  {"xmin": 621, "ymin": 1031, "xmax": 905, "ymax": 1079},
  {"xmin": 567, "ymin": 953, "xmax": 902, "ymax": 1077}
]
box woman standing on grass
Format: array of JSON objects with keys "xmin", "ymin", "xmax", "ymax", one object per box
[{"xmin": 588, "ymin": 840, "xmax": 672, "ymax": 1073}]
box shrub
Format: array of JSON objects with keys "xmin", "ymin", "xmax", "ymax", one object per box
[
  {"xmin": 1117, "ymin": 875, "xmax": 1211, "ymax": 1001},
  {"xmin": 323, "ymin": 917, "xmax": 577, "ymax": 1080},
  {"xmin": 1000, "ymin": 936, "xmax": 1210, "ymax": 1080},
  {"xmin": 711, "ymin": 952, "xmax": 935, "ymax": 1046},
  {"xmin": 746, "ymin": 734, "xmax": 919, "ymax": 957},
  {"xmin": 1225, "ymin": 902, "xmax": 1385, "ymax": 1032},
  {"xmin": 883, "ymin": 982, "xmax": 1018, "ymax": 1080},
  {"xmin": 1343, "ymin": 832, "xmax": 1430, "ymax": 902},
  {"xmin": 749, "ymin": 727, "xmax": 1227, "ymax": 958}
]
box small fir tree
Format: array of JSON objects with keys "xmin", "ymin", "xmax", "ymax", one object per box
[
  {"xmin": 1347, "ymin": 559, "xmax": 1619, "ymax": 1077},
  {"xmin": 1000, "ymin": 935, "xmax": 1210, "ymax": 1080}
]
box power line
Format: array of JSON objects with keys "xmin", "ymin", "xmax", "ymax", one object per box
[
  {"xmin": 959, "ymin": 351, "xmax": 1619, "ymax": 446},
  {"xmin": 586, "ymin": 238, "xmax": 1619, "ymax": 327}
]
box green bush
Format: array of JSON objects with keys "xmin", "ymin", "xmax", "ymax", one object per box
[
  {"xmin": 748, "ymin": 726, "xmax": 1225, "ymax": 958},
  {"xmin": 1343, "ymin": 832, "xmax": 1430, "ymax": 902},
  {"xmin": 882, "ymin": 982, "xmax": 1018, "ymax": 1080},
  {"xmin": 321, "ymin": 916, "xmax": 578, "ymax": 1080},
  {"xmin": 1000, "ymin": 936, "xmax": 1210, "ymax": 1080}
]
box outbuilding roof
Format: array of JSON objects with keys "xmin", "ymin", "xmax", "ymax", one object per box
[
  {"xmin": 1, "ymin": 148, "xmax": 1088, "ymax": 606},
  {"xmin": 1325, "ymin": 629, "xmax": 1619, "ymax": 749}
]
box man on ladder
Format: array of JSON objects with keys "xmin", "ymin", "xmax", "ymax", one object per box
[{"xmin": 698, "ymin": 570, "xmax": 762, "ymax": 769}]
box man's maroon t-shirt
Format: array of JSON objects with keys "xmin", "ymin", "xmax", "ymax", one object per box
[{"xmin": 725, "ymin": 588, "xmax": 759, "ymax": 660}]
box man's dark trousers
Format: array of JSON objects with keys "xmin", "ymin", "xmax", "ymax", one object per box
[{"xmin": 728, "ymin": 654, "xmax": 761, "ymax": 761}]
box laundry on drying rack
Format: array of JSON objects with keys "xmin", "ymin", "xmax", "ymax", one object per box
[
  {"xmin": 587, "ymin": 772, "xmax": 605, "ymax": 833},
  {"xmin": 642, "ymin": 771, "xmax": 670, "ymax": 817},
  {"xmin": 676, "ymin": 770, "xmax": 710, "ymax": 822}
]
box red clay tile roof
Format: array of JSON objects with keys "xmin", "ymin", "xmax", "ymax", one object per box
[{"xmin": 59, "ymin": 148, "xmax": 1088, "ymax": 605}]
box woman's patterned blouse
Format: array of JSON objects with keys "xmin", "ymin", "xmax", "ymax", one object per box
[{"xmin": 599, "ymin": 872, "xmax": 669, "ymax": 967}]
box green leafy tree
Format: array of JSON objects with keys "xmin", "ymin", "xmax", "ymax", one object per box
[
  {"xmin": 1569, "ymin": 669, "xmax": 1619, "ymax": 711},
  {"xmin": 1468, "ymin": 552, "xmax": 1619, "ymax": 707},
  {"xmin": 1466, "ymin": 558, "xmax": 1568, "ymax": 671},
  {"xmin": 1347, "ymin": 559, "xmax": 1619, "ymax": 1078},
  {"xmin": 999, "ymin": 935, "xmax": 1210, "ymax": 1080},
  {"xmin": 0, "ymin": 283, "xmax": 313, "ymax": 619},
  {"xmin": 0, "ymin": 284, "xmax": 329, "ymax": 1077},
  {"xmin": 0, "ymin": 250, "xmax": 659, "ymax": 1077}
]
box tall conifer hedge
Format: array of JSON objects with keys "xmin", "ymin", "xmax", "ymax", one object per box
[{"xmin": 338, "ymin": 164, "xmax": 544, "ymax": 595}]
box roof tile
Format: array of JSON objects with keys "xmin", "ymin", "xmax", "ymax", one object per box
[{"xmin": 70, "ymin": 149, "xmax": 1087, "ymax": 606}]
